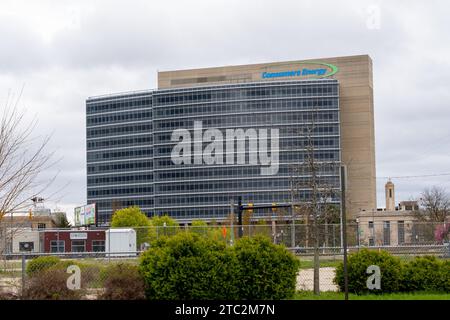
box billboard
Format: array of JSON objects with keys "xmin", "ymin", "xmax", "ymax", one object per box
[{"xmin": 74, "ymin": 203, "xmax": 96, "ymax": 226}]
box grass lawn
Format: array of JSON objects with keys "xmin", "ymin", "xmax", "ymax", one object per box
[
  {"xmin": 294, "ymin": 291, "xmax": 450, "ymax": 300},
  {"xmin": 297, "ymin": 259, "xmax": 341, "ymax": 269}
]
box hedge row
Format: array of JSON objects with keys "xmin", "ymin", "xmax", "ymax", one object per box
[
  {"xmin": 334, "ymin": 249, "xmax": 450, "ymax": 294},
  {"xmin": 24, "ymin": 257, "xmax": 145, "ymax": 300},
  {"xmin": 139, "ymin": 233, "xmax": 300, "ymax": 300}
]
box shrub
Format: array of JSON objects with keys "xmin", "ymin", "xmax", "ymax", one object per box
[
  {"xmin": 400, "ymin": 256, "xmax": 450, "ymax": 292},
  {"xmin": 22, "ymin": 268, "xmax": 83, "ymax": 300},
  {"xmin": 0, "ymin": 290, "xmax": 17, "ymax": 300},
  {"xmin": 334, "ymin": 248, "xmax": 403, "ymax": 294},
  {"xmin": 139, "ymin": 233, "xmax": 300, "ymax": 300},
  {"xmin": 28, "ymin": 258, "xmax": 106, "ymax": 289},
  {"xmin": 99, "ymin": 263, "xmax": 145, "ymax": 300},
  {"xmin": 140, "ymin": 232, "xmax": 237, "ymax": 300},
  {"xmin": 231, "ymin": 236, "xmax": 300, "ymax": 299},
  {"xmin": 441, "ymin": 260, "xmax": 450, "ymax": 292},
  {"xmin": 26, "ymin": 256, "xmax": 61, "ymax": 276}
]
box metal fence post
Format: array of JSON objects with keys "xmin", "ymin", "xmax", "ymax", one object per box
[{"xmin": 21, "ymin": 254, "xmax": 26, "ymax": 297}]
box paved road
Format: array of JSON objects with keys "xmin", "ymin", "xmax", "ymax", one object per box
[{"xmin": 296, "ymin": 267, "xmax": 338, "ymax": 292}]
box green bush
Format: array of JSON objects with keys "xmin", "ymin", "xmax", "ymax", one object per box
[
  {"xmin": 231, "ymin": 236, "xmax": 300, "ymax": 299},
  {"xmin": 140, "ymin": 232, "xmax": 236, "ymax": 299},
  {"xmin": 139, "ymin": 233, "xmax": 300, "ymax": 300},
  {"xmin": 26, "ymin": 256, "xmax": 61, "ymax": 276},
  {"xmin": 441, "ymin": 260, "xmax": 450, "ymax": 292},
  {"xmin": 400, "ymin": 256, "xmax": 450, "ymax": 292},
  {"xmin": 334, "ymin": 248, "xmax": 403, "ymax": 294}
]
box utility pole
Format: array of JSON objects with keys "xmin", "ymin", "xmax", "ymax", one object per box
[
  {"xmin": 290, "ymin": 173, "xmax": 296, "ymax": 248},
  {"xmin": 341, "ymin": 165, "xmax": 349, "ymax": 301},
  {"xmin": 237, "ymin": 196, "xmax": 243, "ymax": 238},
  {"xmin": 230, "ymin": 198, "xmax": 235, "ymax": 245}
]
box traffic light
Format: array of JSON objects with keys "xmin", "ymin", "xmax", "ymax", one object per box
[
  {"xmin": 247, "ymin": 203, "xmax": 254, "ymax": 214},
  {"xmin": 272, "ymin": 203, "xmax": 277, "ymax": 213}
]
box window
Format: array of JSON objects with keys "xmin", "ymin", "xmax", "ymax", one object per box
[
  {"xmin": 19, "ymin": 242, "xmax": 34, "ymax": 252},
  {"xmin": 92, "ymin": 240, "xmax": 105, "ymax": 252},
  {"xmin": 389, "ymin": 189, "xmax": 392, "ymax": 198},
  {"xmin": 398, "ymin": 221, "xmax": 405, "ymax": 245},
  {"xmin": 383, "ymin": 221, "xmax": 391, "ymax": 246},
  {"xmin": 37, "ymin": 223, "xmax": 46, "ymax": 229},
  {"xmin": 368, "ymin": 238, "xmax": 375, "ymax": 247},
  {"xmin": 50, "ymin": 240, "xmax": 65, "ymax": 253},
  {"xmin": 71, "ymin": 240, "xmax": 86, "ymax": 252},
  {"xmin": 368, "ymin": 221, "xmax": 374, "ymax": 229}
]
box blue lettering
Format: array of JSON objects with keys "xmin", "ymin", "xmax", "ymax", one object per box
[{"xmin": 261, "ymin": 68, "xmax": 329, "ymax": 79}]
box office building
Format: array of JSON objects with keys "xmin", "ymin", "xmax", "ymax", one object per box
[{"xmin": 87, "ymin": 55, "xmax": 376, "ymax": 224}]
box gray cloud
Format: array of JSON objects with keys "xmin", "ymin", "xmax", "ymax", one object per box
[{"xmin": 2, "ymin": 0, "xmax": 450, "ymax": 212}]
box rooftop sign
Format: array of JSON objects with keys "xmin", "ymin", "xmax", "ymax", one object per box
[{"xmin": 261, "ymin": 62, "xmax": 338, "ymax": 80}]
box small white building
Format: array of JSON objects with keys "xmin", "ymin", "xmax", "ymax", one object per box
[
  {"xmin": 11, "ymin": 228, "xmax": 41, "ymax": 253},
  {"xmin": 105, "ymin": 228, "xmax": 137, "ymax": 257}
]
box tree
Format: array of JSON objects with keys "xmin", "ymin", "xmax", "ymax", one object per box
[
  {"xmin": 0, "ymin": 93, "xmax": 54, "ymax": 255},
  {"xmin": 191, "ymin": 220, "xmax": 208, "ymax": 236},
  {"xmin": 0, "ymin": 94, "xmax": 54, "ymax": 217},
  {"xmin": 53, "ymin": 212, "xmax": 71, "ymax": 228},
  {"xmin": 111, "ymin": 206, "xmax": 151, "ymax": 246},
  {"xmin": 413, "ymin": 187, "xmax": 450, "ymax": 243},
  {"xmin": 415, "ymin": 186, "xmax": 450, "ymax": 222},
  {"xmin": 288, "ymin": 109, "xmax": 341, "ymax": 295},
  {"xmin": 148, "ymin": 214, "xmax": 179, "ymax": 241}
]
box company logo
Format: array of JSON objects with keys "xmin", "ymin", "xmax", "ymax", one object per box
[
  {"xmin": 171, "ymin": 121, "xmax": 279, "ymax": 175},
  {"xmin": 261, "ymin": 62, "xmax": 338, "ymax": 80}
]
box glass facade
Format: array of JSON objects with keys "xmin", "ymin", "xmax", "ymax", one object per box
[
  {"xmin": 87, "ymin": 79, "xmax": 341, "ymax": 224},
  {"xmin": 86, "ymin": 92, "xmax": 154, "ymax": 225}
]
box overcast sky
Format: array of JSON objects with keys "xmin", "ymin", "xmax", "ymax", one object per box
[{"xmin": 1, "ymin": 0, "xmax": 450, "ymax": 216}]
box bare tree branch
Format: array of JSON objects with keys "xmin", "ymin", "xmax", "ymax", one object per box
[{"xmin": 0, "ymin": 92, "xmax": 56, "ymax": 217}]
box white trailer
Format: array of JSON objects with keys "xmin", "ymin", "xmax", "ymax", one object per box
[{"xmin": 105, "ymin": 228, "xmax": 137, "ymax": 257}]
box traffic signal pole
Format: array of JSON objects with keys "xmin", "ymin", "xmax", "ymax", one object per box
[{"xmin": 238, "ymin": 196, "xmax": 243, "ymax": 238}]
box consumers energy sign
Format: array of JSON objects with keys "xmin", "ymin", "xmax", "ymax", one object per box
[{"xmin": 261, "ymin": 62, "xmax": 338, "ymax": 79}]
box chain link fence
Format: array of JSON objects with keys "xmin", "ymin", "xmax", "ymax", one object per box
[{"xmin": 0, "ymin": 222, "xmax": 449, "ymax": 299}]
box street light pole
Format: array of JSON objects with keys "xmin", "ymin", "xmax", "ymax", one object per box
[
  {"xmin": 341, "ymin": 165, "xmax": 349, "ymax": 301},
  {"xmin": 290, "ymin": 174, "xmax": 296, "ymax": 249}
]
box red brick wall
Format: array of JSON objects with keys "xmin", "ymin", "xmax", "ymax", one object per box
[{"xmin": 43, "ymin": 230, "xmax": 105, "ymax": 252}]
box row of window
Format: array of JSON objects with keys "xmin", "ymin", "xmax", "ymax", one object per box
[
  {"xmin": 88, "ymin": 173, "xmax": 153, "ymax": 186},
  {"xmin": 88, "ymin": 186, "xmax": 153, "ymax": 197},
  {"xmin": 154, "ymin": 110, "xmax": 338, "ymax": 131},
  {"xmin": 87, "ymin": 134, "xmax": 153, "ymax": 151},
  {"xmin": 155, "ymin": 190, "xmax": 322, "ymax": 206},
  {"xmin": 87, "ymin": 148, "xmax": 153, "ymax": 162},
  {"xmin": 87, "ymin": 123, "xmax": 152, "ymax": 139},
  {"xmin": 154, "ymin": 124, "xmax": 340, "ymax": 143},
  {"xmin": 94, "ymin": 199, "xmax": 154, "ymax": 211},
  {"xmin": 154, "ymin": 137, "xmax": 339, "ymax": 157},
  {"xmin": 87, "ymin": 110, "xmax": 152, "ymax": 126},
  {"xmin": 153, "ymin": 207, "xmax": 232, "ymax": 219},
  {"xmin": 87, "ymin": 160, "xmax": 152, "ymax": 174},
  {"xmin": 155, "ymin": 165, "xmax": 339, "ymax": 181},
  {"xmin": 153, "ymin": 98, "xmax": 339, "ymax": 118},
  {"xmin": 154, "ymin": 151, "xmax": 339, "ymax": 168},
  {"xmin": 50, "ymin": 240, "xmax": 105, "ymax": 253},
  {"xmin": 155, "ymin": 85, "xmax": 338, "ymax": 106},
  {"xmin": 367, "ymin": 220, "xmax": 405, "ymax": 246},
  {"xmin": 155, "ymin": 177, "xmax": 339, "ymax": 194},
  {"xmin": 87, "ymin": 98, "xmax": 152, "ymax": 114}
]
